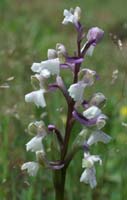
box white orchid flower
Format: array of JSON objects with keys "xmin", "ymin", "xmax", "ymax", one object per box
[
  {"xmin": 80, "ymin": 152, "xmax": 102, "ymax": 188},
  {"xmin": 83, "ymin": 106, "xmax": 102, "ymax": 120},
  {"xmin": 87, "ymin": 130, "xmax": 111, "ymax": 146},
  {"xmin": 68, "ymin": 82, "xmax": 86, "ymax": 102},
  {"xmin": 62, "ymin": 7, "xmax": 81, "ymax": 25},
  {"xmin": 25, "ymin": 89, "xmax": 46, "ymax": 108},
  {"xmin": 82, "ymin": 152, "xmax": 102, "ymax": 168},
  {"xmin": 21, "ymin": 162, "xmax": 39, "ymax": 176},
  {"xmin": 31, "ymin": 58, "xmax": 60, "ymax": 76},
  {"xmin": 26, "ymin": 135, "xmax": 44, "ymax": 152}
]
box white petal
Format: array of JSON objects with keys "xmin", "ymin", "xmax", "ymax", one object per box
[
  {"xmin": 83, "ymin": 106, "xmax": 101, "ymax": 119},
  {"xmin": 62, "ymin": 9, "xmax": 75, "ymax": 24},
  {"xmin": 31, "ymin": 63, "xmax": 41, "ymax": 73},
  {"xmin": 26, "ymin": 136, "xmax": 44, "ymax": 152},
  {"xmin": 82, "ymin": 153, "xmax": 102, "ymax": 168},
  {"xmin": 25, "ymin": 89, "xmax": 46, "ymax": 108},
  {"xmin": 68, "ymin": 82, "xmax": 86, "ymax": 102},
  {"xmin": 21, "ymin": 162, "xmax": 39, "ymax": 176},
  {"xmin": 96, "ymin": 114, "xmax": 107, "ymax": 129},
  {"xmin": 31, "ymin": 59, "xmax": 60, "ymax": 75},
  {"xmin": 80, "ymin": 168, "xmax": 97, "ymax": 188},
  {"xmin": 40, "ymin": 69, "xmax": 51, "ymax": 78},
  {"xmin": 89, "ymin": 155, "xmax": 102, "ymax": 165},
  {"xmin": 40, "ymin": 58, "xmax": 60, "ymax": 75},
  {"xmin": 87, "ymin": 130, "xmax": 111, "ymax": 146}
]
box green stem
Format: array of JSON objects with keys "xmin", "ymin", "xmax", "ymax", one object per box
[{"xmin": 53, "ymin": 168, "xmax": 66, "ymax": 200}]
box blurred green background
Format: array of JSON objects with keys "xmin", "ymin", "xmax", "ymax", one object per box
[{"xmin": 1, "ymin": 0, "xmax": 127, "ymax": 199}]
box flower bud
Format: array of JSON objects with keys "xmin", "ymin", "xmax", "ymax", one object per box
[
  {"xmin": 36, "ymin": 150, "xmax": 47, "ymax": 167},
  {"xmin": 96, "ymin": 115, "xmax": 106, "ymax": 129},
  {"xmin": 31, "ymin": 75, "xmax": 40, "ymax": 89},
  {"xmin": 31, "ymin": 73, "xmax": 50, "ymax": 90},
  {"xmin": 87, "ymin": 27, "xmax": 104, "ymax": 45},
  {"xmin": 74, "ymin": 6, "xmax": 81, "ymax": 21},
  {"xmin": 28, "ymin": 120, "xmax": 46, "ymax": 136},
  {"xmin": 56, "ymin": 43, "xmax": 66, "ymax": 63},
  {"xmin": 79, "ymin": 68, "xmax": 96, "ymax": 86},
  {"xmin": 89, "ymin": 93, "xmax": 106, "ymax": 107},
  {"xmin": 56, "ymin": 43, "xmax": 66, "ymax": 54},
  {"xmin": 47, "ymin": 49, "xmax": 57, "ymax": 59}
]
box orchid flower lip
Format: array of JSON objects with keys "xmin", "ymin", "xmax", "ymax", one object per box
[
  {"xmin": 21, "ymin": 162, "xmax": 39, "ymax": 176},
  {"xmin": 80, "ymin": 167, "xmax": 97, "ymax": 188},
  {"xmin": 25, "ymin": 89, "xmax": 46, "ymax": 108},
  {"xmin": 87, "ymin": 130, "xmax": 112, "ymax": 146},
  {"xmin": 68, "ymin": 82, "xmax": 86, "ymax": 102},
  {"xmin": 26, "ymin": 135, "xmax": 44, "ymax": 152}
]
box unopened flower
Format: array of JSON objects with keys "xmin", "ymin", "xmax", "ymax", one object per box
[
  {"xmin": 36, "ymin": 150, "xmax": 47, "ymax": 167},
  {"xmin": 47, "ymin": 49, "xmax": 57, "ymax": 59},
  {"xmin": 62, "ymin": 7, "xmax": 81, "ymax": 25},
  {"xmin": 26, "ymin": 135, "xmax": 44, "ymax": 152},
  {"xmin": 28, "ymin": 120, "xmax": 46, "ymax": 136},
  {"xmin": 21, "ymin": 162, "xmax": 39, "ymax": 176},
  {"xmin": 96, "ymin": 114, "xmax": 107, "ymax": 129},
  {"xmin": 83, "ymin": 106, "xmax": 102, "ymax": 120},
  {"xmin": 56, "ymin": 43, "xmax": 67, "ymax": 63},
  {"xmin": 80, "ymin": 68, "xmax": 96, "ymax": 86},
  {"xmin": 87, "ymin": 27, "xmax": 104, "ymax": 45},
  {"xmin": 89, "ymin": 92, "xmax": 106, "ymax": 107},
  {"xmin": 87, "ymin": 130, "xmax": 111, "ymax": 146},
  {"xmin": 25, "ymin": 89, "xmax": 46, "ymax": 108},
  {"xmin": 81, "ymin": 27, "xmax": 104, "ymax": 56},
  {"xmin": 31, "ymin": 73, "xmax": 50, "ymax": 90}
]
